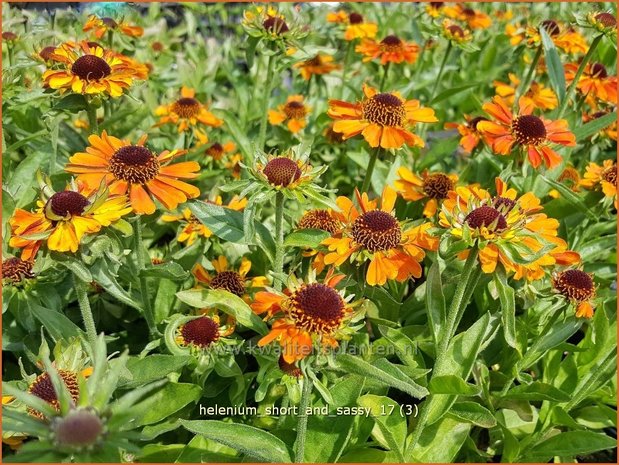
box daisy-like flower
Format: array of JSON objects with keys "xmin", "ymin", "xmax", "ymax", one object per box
[
  {"xmin": 83, "ymin": 15, "xmax": 144, "ymax": 38},
  {"xmin": 438, "ymin": 178, "xmax": 579, "ymax": 279},
  {"xmin": 553, "ymin": 28, "xmax": 588, "ymax": 55},
  {"xmin": 193, "ymin": 255, "xmax": 268, "ymax": 302},
  {"xmin": 493, "ymin": 73, "xmax": 558, "ymax": 110},
  {"xmin": 584, "ymin": 11, "xmax": 617, "ymax": 36},
  {"xmin": 204, "ymin": 141, "xmax": 237, "ymax": 162},
  {"xmin": 327, "ymin": 11, "xmax": 378, "ymax": 41},
  {"xmin": 322, "ymin": 187, "xmax": 438, "ymax": 286},
  {"xmin": 565, "ymin": 62, "xmax": 618, "ymax": 105},
  {"xmin": 355, "ymin": 34, "xmax": 420, "ymax": 65},
  {"xmin": 327, "ymin": 84, "xmax": 437, "ymax": 149},
  {"xmin": 161, "ymin": 195, "xmax": 247, "ymax": 245},
  {"xmin": 243, "ymin": 6, "xmax": 306, "ymax": 44},
  {"xmin": 548, "ymin": 165, "xmax": 581, "ymax": 199},
  {"xmin": 175, "ymin": 313, "xmax": 236, "ymax": 351},
  {"xmin": 2, "ymin": 257, "xmax": 35, "ymax": 285},
  {"xmin": 36, "ymin": 45, "xmax": 58, "ymax": 64},
  {"xmin": 394, "ymin": 168, "xmax": 458, "ymax": 217},
  {"xmin": 553, "ymin": 269, "xmax": 597, "ymax": 318},
  {"xmin": 426, "ymin": 2, "xmax": 446, "ymax": 18},
  {"xmin": 9, "ymin": 180, "xmax": 131, "ymax": 260},
  {"xmin": 252, "ymin": 272, "xmax": 364, "ymax": 362},
  {"xmin": 477, "ymin": 96, "xmax": 576, "ymax": 169},
  {"xmin": 26, "ymin": 370, "xmax": 82, "ymax": 419},
  {"xmin": 251, "ymin": 151, "xmax": 323, "ymax": 193},
  {"xmin": 579, "ymin": 159, "xmax": 617, "ymax": 206},
  {"xmin": 66, "ymin": 131, "xmax": 200, "ymax": 215},
  {"xmin": 443, "ymin": 4, "xmax": 492, "ymax": 29},
  {"xmin": 42, "ymin": 41, "xmax": 142, "ymax": 98},
  {"xmin": 155, "ymin": 86, "xmax": 223, "ymax": 145},
  {"xmin": 268, "ymin": 95, "xmax": 311, "ymax": 134},
  {"xmin": 441, "ymin": 20, "xmax": 473, "ymax": 44},
  {"xmin": 506, "ymin": 20, "xmax": 587, "ymax": 55},
  {"xmin": 293, "ymin": 54, "xmax": 341, "ymax": 80},
  {"xmin": 444, "ymin": 115, "xmax": 489, "ymax": 154},
  {"xmin": 297, "ymin": 209, "xmax": 343, "ymax": 274}
]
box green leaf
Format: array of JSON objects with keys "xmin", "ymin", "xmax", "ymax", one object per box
[
  {"xmin": 176, "ymin": 288, "xmax": 267, "ymax": 334},
  {"xmin": 503, "ymin": 382, "xmax": 571, "ymax": 402},
  {"xmin": 409, "ymin": 416, "xmax": 471, "ymax": 462},
  {"xmin": 377, "ymin": 326, "xmax": 418, "ymax": 366},
  {"xmin": 539, "ymin": 27, "xmax": 566, "ymax": 103},
  {"xmin": 283, "ymin": 229, "xmax": 330, "ymax": 249},
  {"xmin": 119, "ymin": 355, "xmax": 192, "ymax": 388},
  {"xmin": 541, "ymin": 176, "xmax": 596, "ymax": 220},
  {"xmin": 358, "ymin": 395, "xmax": 406, "ymax": 461},
  {"xmin": 335, "ymin": 354, "xmax": 428, "ymax": 399},
  {"xmin": 28, "ymin": 302, "xmax": 83, "ymax": 341},
  {"xmin": 573, "ymin": 111, "xmax": 617, "ymax": 141},
  {"xmin": 51, "ymin": 94, "xmax": 88, "ymax": 112},
  {"xmin": 522, "ymin": 431, "xmax": 616, "ymax": 462},
  {"xmin": 494, "ymin": 267, "xmax": 518, "ymax": 351},
  {"xmin": 428, "ymin": 375, "xmax": 480, "ymax": 396},
  {"xmin": 139, "ymin": 262, "xmax": 190, "ymax": 281},
  {"xmin": 128, "ymin": 383, "xmax": 201, "ymax": 427},
  {"xmin": 180, "ymin": 419, "xmax": 292, "ymax": 463},
  {"xmin": 430, "ymin": 82, "xmax": 482, "ymax": 104},
  {"xmin": 52, "ymin": 253, "xmax": 92, "ymax": 282},
  {"xmin": 220, "ymin": 109, "xmax": 253, "ymax": 161},
  {"xmin": 449, "ymin": 402, "xmax": 497, "ymax": 428},
  {"xmin": 426, "ymin": 261, "xmax": 446, "ymax": 345}
]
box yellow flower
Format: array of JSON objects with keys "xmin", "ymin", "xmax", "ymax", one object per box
[
  {"xmin": 579, "ymin": 159, "xmax": 617, "ymax": 207},
  {"xmin": 553, "ymin": 269, "xmax": 597, "ymax": 318},
  {"xmin": 493, "ymin": 73, "xmax": 558, "ymax": 110},
  {"xmin": 394, "ymin": 168, "xmax": 458, "ymax": 217},
  {"xmin": 293, "ymin": 54, "xmax": 340, "ymax": 80},
  {"xmin": 83, "ymin": 15, "xmax": 143, "ymax": 38},
  {"xmin": 193, "ymin": 255, "xmax": 268, "ymax": 302},
  {"xmin": 355, "ymin": 34, "xmax": 420, "ymax": 65},
  {"xmin": 268, "ymin": 95, "xmax": 311, "ymax": 134},
  {"xmin": 443, "ymin": 4, "xmax": 491, "ymax": 29}
]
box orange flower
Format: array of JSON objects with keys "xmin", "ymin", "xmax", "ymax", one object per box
[
  {"xmin": 252, "ymin": 272, "xmax": 361, "ymax": 363},
  {"xmin": 443, "ymin": 4, "xmax": 491, "ymax": 29},
  {"xmin": 444, "ymin": 115, "xmax": 489, "ymax": 154},
  {"xmin": 493, "ymin": 73, "xmax": 558, "ymax": 110},
  {"xmin": 155, "ymin": 86, "xmax": 223, "ymax": 144},
  {"xmin": 548, "ymin": 166, "xmax": 581, "ymax": 199},
  {"xmin": 356, "ymin": 34, "xmax": 420, "ymax": 65},
  {"xmin": 293, "ymin": 54, "xmax": 340, "ymax": 80},
  {"xmin": 268, "ymin": 95, "xmax": 311, "ymax": 134},
  {"xmin": 204, "ymin": 141, "xmax": 237, "ymax": 162},
  {"xmin": 477, "ymin": 96, "xmax": 576, "ymax": 169},
  {"xmin": 579, "ymin": 159, "xmax": 617, "ymax": 206},
  {"xmin": 426, "ymin": 2, "xmax": 445, "ymax": 18},
  {"xmin": 553, "ymin": 269, "xmax": 597, "ymax": 318},
  {"xmin": 507, "ymin": 20, "xmax": 587, "ymax": 55},
  {"xmin": 553, "ymin": 28, "xmax": 588, "ymax": 55},
  {"xmin": 394, "ymin": 168, "xmax": 458, "ymax": 217},
  {"xmin": 42, "ymin": 41, "xmax": 142, "ymax": 98},
  {"xmin": 65, "ymin": 131, "xmax": 200, "ymax": 215},
  {"xmin": 327, "ymin": 11, "xmax": 377, "ymax": 40},
  {"xmin": 322, "ymin": 187, "xmax": 437, "ymax": 286},
  {"xmin": 565, "ymin": 62, "xmax": 618, "ymax": 105},
  {"xmin": 328, "ymin": 84, "xmax": 437, "ymax": 149},
  {"xmin": 83, "ymin": 15, "xmax": 143, "ymax": 38},
  {"xmin": 441, "ymin": 20, "xmax": 473, "ymax": 44}
]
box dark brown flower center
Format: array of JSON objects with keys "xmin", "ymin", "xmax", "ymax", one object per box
[
  {"xmin": 263, "ymin": 16, "xmax": 289, "ymax": 34},
  {"xmin": 101, "ymin": 17, "xmax": 118, "ymax": 28},
  {"xmin": 591, "ymin": 63, "xmax": 608, "ymax": 78},
  {"xmin": 349, "ymin": 12, "xmax": 364, "ymax": 24},
  {"xmin": 2, "ymin": 257, "xmax": 34, "ymax": 283},
  {"xmin": 363, "ymin": 93, "xmax": 405, "ymax": 126},
  {"xmin": 109, "ymin": 145, "xmax": 160, "ymax": 184},
  {"xmin": 152, "ymin": 41, "xmax": 164, "ymax": 52},
  {"xmin": 595, "ymin": 12, "xmax": 617, "ymax": 28},
  {"xmin": 2, "ymin": 32, "xmax": 17, "ymax": 41},
  {"xmin": 263, "ymin": 157, "xmax": 301, "ymax": 187},
  {"xmin": 71, "ymin": 54, "xmax": 111, "ymax": 80},
  {"xmin": 304, "ymin": 55, "xmax": 323, "ymax": 67},
  {"xmin": 468, "ymin": 116, "xmax": 488, "ymax": 131},
  {"xmin": 465, "ymin": 205, "xmax": 507, "ymax": 231},
  {"xmin": 283, "ymin": 100, "xmax": 307, "ymax": 119},
  {"xmin": 462, "ymin": 8, "xmax": 476, "ymax": 16},
  {"xmin": 278, "ymin": 355, "xmax": 302, "ymax": 377},
  {"xmin": 512, "ymin": 114, "xmax": 547, "ymax": 145},
  {"xmin": 381, "ymin": 34, "xmax": 403, "ymax": 50},
  {"xmin": 210, "ymin": 270, "xmax": 246, "ymax": 297},
  {"xmin": 298, "ymin": 209, "xmax": 340, "ymax": 235},
  {"xmin": 87, "ymin": 41, "xmax": 103, "ymax": 49},
  {"xmin": 541, "ymin": 19, "xmax": 561, "ymax": 36},
  {"xmin": 39, "ymin": 46, "xmax": 56, "ymax": 61},
  {"xmin": 447, "ymin": 25, "xmax": 465, "ymax": 38},
  {"xmin": 53, "ymin": 408, "xmax": 103, "ymax": 448},
  {"xmin": 48, "ymin": 191, "xmax": 90, "ymax": 217},
  {"xmin": 553, "ymin": 269, "xmax": 595, "ymax": 302},
  {"xmin": 423, "ymin": 173, "xmax": 454, "ymax": 200},
  {"xmin": 172, "ymin": 97, "xmax": 201, "ymax": 118},
  {"xmin": 180, "ymin": 316, "xmax": 220, "ymax": 348},
  {"xmin": 492, "ymin": 196, "xmax": 517, "ymax": 214},
  {"xmin": 28, "ymin": 370, "xmax": 80, "ymax": 418},
  {"xmin": 430, "ymin": 2, "xmax": 444, "ymax": 9},
  {"xmin": 206, "ymin": 142, "xmax": 224, "ymax": 158},
  {"xmin": 289, "ymin": 283, "xmax": 345, "ymax": 334},
  {"xmin": 352, "ymin": 210, "xmax": 402, "ymax": 252},
  {"xmin": 602, "ymin": 163, "xmax": 617, "ymax": 185}
]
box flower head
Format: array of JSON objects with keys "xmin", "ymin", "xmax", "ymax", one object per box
[
  {"xmin": 2, "ymin": 257, "xmax": 35, "ymax": 285},
  {"xmin": 204, "ymin": 141, "xmax": 237, "ymax": 162},
  {"xmin": 83, "ymin": 14, "xmax": 143, "ymax": 38},
  {"xmin": 327, "ymin": 10, "xmax": 378, "ymax": 41},
  {"xmin": 394, "ymin": 168, "xmax": 458, "ymax": 217},
  {"xmin": 293, "ymin": 54, "xmax": 340, "ymax": 80},
  {"xmin": 42, "ymin": 41, "xmax": 143, "ymax": 98},
  {"xmin": 155, "ymin": 86, "xmax": 223, "ymax": 145},
  {"xmin": 441, "ymin": 20, "xmax": 473, "ymax": 44},
  {"xmin": 477, "ymin": 96, "xmax": 576, "ymax": 169},
  {"xmin": 443, "ymin": 4, "xmax": 491, "ymax": 29},
  {"xmin": 9, "ymin": 177, "xmax": 131, "ymax": 260},
  {"xmin": 579, "ymin": 159, "xmax": 617, "ymax": 207},
  {"xmin": 493, "ymin": 73, "xmax": 558, "ymax": 110},
  {"xmin": 328, "ymin": 84, "xmax": 437, "ymax": 149},
  {"xmin": 27, "ymin": 370, "xmax": 81, "ymax": 418},
  {"xmin": 66, "ymin": 131, "xmax": 200, "ymax": 215},
  {"xmin": 268, "ymin": 95, "xmax": 311, "ymax": 134},
  {"xmin": 356, "ymin": 34, "xmax": 420, "ymax": 65},
  {"xmin": 176, "ymin": 313, "xmax": 235, "ymax": 350},
  {"xmin": 444, "ymin": 114, "xmax": 489, "ymax": 153},
  {"xmin": 193, "ymin": 255, "xmax": 267, "ymax": 302},
  {"xmin": 553, "ymin": 269, "xmax": 597, "ymax": 318},
  {"xmin": 565, "ymin": 62, "xmax": 617, "ymax": 105},
  {"xmin": 322, "ymin": 187, "xmax": 437, "ymax": 286},
  {"xmin": 584, "ymin": 11, "xmax": 617, "ymax": 36}
]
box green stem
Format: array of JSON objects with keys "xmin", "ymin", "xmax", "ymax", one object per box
[
  {"xmin": 557, "ymin": 34, "xmax": 603, "ymax": 118},
  {"xmin": 7, "ymin": 45, "xmax": 14, "ymax": 67},
  {"xmin": 134, "ymin": 216, "xmax": 159, "ymax": 337},
  {"xmin": 379, "ymin": 62, "xmax": 391, "ymax": 91},
  {"xmin": 305, "ymin": 73, "xmax": 313, "ymax": 97},
  {"xmin": 73, "ymin": 274, "xmax": 97, "ymax": 347},
  {"xmin": 514, "ymin": 45, "xmax": 542, "ymax": 108},
  {"xmin": 107, "ymin": 30, "xmax": 114, "ymax": 49},
  {"xmin": 273, "ymin": 191, "xmax": 285, "ymax": 291},
  {"xmin": 257, "ymin": 53, "xmax": 276, "ymax": 150},
  {"xmin": 430, "ymin": 41, "xmax": 452, "ymax": 101},
  {"xmin": 86, "ymin": 102, "xmax": 99, "ymax": 134},
  {"xmin": 339, "ymin": 41, "xmax": 355, "ymax": 99},
  {"xmin": 294, "ymin": 375, "xmax": 313, "ymax": 463},
  {"xmin": 276, "ymin": 394, "xmax": 289, "ymax": 428},
  {"xmin": 361, "ymin": 147, "xmax": 381, "ymax": 193}
]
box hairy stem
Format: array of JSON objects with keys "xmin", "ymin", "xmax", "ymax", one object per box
[
  {"xmin": 361, "ymin": 147, "xmax": 381, "ymax": 193},
  {"xmin": 134, "ymin": 216, "xmax": 159, "ymax": 337},
  {"xmin": 257, "ymin": 53, "xmax": 276, "ymax": 150},
  {"xmin": 73, "ymin": 275, "xmax": 97, "ymax": 347},
  {"xmin": 294, "ymin": 375, "xmax": 313, "ymax": 463},
  {"xmin": 273, "ymin": 191, "xmax": 285, "ymax": 291}
]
